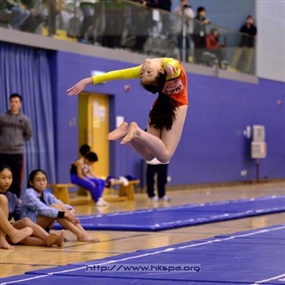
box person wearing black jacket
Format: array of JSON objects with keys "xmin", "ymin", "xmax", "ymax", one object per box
[
  {"xmin": 193, "ymin": 6, "xmax": 211, "ymax": 63},
  {"xmin": 230, "ymin": 15, "xmax": 257, "ymax": 73}
]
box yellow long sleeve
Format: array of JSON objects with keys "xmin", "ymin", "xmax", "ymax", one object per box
[
  {"xmin": 92, "ymin": 65, "xmax": 142, "ymax": 84},
  {"xmin": 163, "ymin": 58, "xmax": 181, "ymax": 80},
  {"xmin": 92, "ymin": 58, "xmax": 181, "ymax": 84}
]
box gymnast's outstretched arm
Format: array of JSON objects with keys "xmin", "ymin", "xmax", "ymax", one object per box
[{"xmin": 67, "ymin": 66, "xmax": 141, "ymax": 96}]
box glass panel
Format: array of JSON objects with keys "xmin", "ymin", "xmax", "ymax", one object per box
[{"xmin": 0, "ymin": 0, "xmax": 256, "ymax": 75}]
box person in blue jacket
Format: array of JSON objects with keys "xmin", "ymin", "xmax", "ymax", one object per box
[
  {"xmin": 22, "ymin": 169, "xmax": 100, "ymax": 243},
  {"xmin": 0, "ymin": 165, "xmax": 65, "ymax": 250}
]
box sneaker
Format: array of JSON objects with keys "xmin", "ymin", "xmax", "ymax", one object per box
[
  {"xmin": 160, "ymin": 196, "xmax": 170, "ymax": 202},
  {"xmin": 96, "ymin": 198, "xmax": 109, "ymax": 206},
  {"xmin": 149, "ymin": 196, "xmax": 159, "ymax": 202},
  {"xmin": 96, "ymin": 200, "xmax": 105, "ymax": 206},
  {"xmin": 99, "ymin": 198, "xmax": 109, "ymax": 206}
]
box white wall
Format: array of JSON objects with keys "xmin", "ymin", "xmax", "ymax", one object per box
[{"xmin": 256, "ymin": 0, "xmax": 285, "ymax": 82}]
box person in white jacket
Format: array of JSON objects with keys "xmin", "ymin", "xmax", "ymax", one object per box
[{"xmin": 174, "ymin": 0, "xmax": 195, "ymax": 62}]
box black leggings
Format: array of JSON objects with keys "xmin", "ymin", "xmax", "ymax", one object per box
[{"xmin": 146, "ymin": 163, "xmax": 168, "ymax": 198}]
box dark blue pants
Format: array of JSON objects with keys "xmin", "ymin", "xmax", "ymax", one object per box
[
  {"xmin": 146, "ymin": 164, "xmax": 168, "ymax": 198},
  {"xmin": 70, "ymin": 175, "xmax": 105, "ymax": 202}
]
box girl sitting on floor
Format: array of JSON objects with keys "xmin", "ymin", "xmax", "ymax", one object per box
[
  {"xmin": 0, "ymin": 165, "xmax": 65, "ymax": 250},
  {"xmin": 22, "ymin": 169, "xmax": 100, "ymax": 243}
]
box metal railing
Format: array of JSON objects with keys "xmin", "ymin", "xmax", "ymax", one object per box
[{"xmin": 0, "ymin": 0, "xmax": 256, "ymax": 74}]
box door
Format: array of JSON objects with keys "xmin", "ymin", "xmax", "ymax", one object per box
[{"xmin": 78, "ymin": 93, "xmax": 109, "ymax": 178}]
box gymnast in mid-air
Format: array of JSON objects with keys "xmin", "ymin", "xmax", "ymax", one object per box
[{"xmin": 67, "ymin": 57, "xmax": 188, "ymax": 163}]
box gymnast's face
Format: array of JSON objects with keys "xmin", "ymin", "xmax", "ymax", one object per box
[
  {"xmin": 140, "ymin": 58, "xmax": 164, "ymax": 85},
  {"xmin": 0, "ymin": 168, "xmax": 12, "ymax": 193},
  {"xmin": 30, "ymin": 172, "xmax": 47, "ymax": 193}
]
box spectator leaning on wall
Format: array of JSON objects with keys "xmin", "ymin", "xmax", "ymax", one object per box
[
  {"xmin": 230, "ymin": 15, "xmax": 257, "ymax": 73},
  {"xmin": 174, "ymin": 0, "xmax": 195, "ymax": 62},
  {"xmin": 193, "ymin": 6, "xmax": 211, "ymax": 64}
]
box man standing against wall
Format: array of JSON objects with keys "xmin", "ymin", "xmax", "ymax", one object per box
[{"xmin": 0, "ymin": 93, "xmax": 32, "ymax": 198}]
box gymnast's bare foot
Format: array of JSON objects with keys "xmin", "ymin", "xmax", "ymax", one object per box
[
  {"xmin": 0, "ymin": 235, "xmax": 15, "ymax": 250},
  {"xmin": 107, "ymin": 122, "xmax": 129, "ymax": 141},
  {"xmin": 9, "ymin": 227, "xmax": 33, "ymax": 244},
  {"xmin": 46, "ymin": 232, "xmax": 60, "ymax": 247},
  {"xmin": 121, "ymin": 122, "xmax": 139, "ymax": 145},
  {"xmin": 56, "ymin": 230, "xmax": 66, "ymax": 247},
  {"xmin": 77, "ymin": 232, "xmax": 100, "ymax": 243}
]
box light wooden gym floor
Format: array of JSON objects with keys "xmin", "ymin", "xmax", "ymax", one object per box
[{"xmin": 1, "ymin": 182, "xmax": 285, "ymax": 279}]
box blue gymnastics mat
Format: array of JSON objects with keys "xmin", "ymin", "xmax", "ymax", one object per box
[
  {"xmin": 1, "ymin": 275, "xmax": 222, "ymax": 285},
  {"xmin": 53, "ymin": 195, "xmax": 285, "ymax": 231},
  {"xmin": 2, "ymin": 225, "xmax": 285, "ymax": 285},
  {"xmin": 0, "ymin": 275, "xmax": 244, "ymax": 285}
]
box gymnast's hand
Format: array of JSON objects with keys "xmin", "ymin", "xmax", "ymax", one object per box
[
  {"xmin": 165, "ymin": 64, "xmax": 177, "ymax": 78},
  {"xmin": 69, "ymin": 208, "xmax": 76, "ymax": 216},
  {"xmin": 64, "ymin": 211, "xmax": 79, "ymax": 224},
  {"xmin": 67, "ymin": 77, "xmax": 93, "ymax": 96}
]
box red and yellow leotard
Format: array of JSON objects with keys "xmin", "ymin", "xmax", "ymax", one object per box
[{"xmin": 92, "ymin": 58, "xmax": 188, "ymax": 106}]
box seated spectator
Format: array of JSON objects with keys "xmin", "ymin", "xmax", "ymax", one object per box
[
  {"xmin": 70, "ymin": 151, "xmax": 108, "ymax": 206},
  {"xmin": 20, "ymin": 0, "xmax": 45, "ymax": 33},
  {"xmin": 193, "ymin": 6, "xmax": 211, "ymax": 63},
  {"xmin": 0, "ymin": 165, "xmax": 65, "ymax": 250},
  {"xmin": 0, "ymin": 0, "xmax": 30, "ymax": 29},
  {"xmin": 0, "ymin": 0, "xmax": 13, "ymax": 26},
  {"xmin": 205, "ymin": 28, "xmax": 225, "ymax": 68},
  {"xmin": 22, "ymin": 169, "xmax": 100, "ymax": 243},
  {"xmin": 79, "ymin": 143, "xmax": 91, "ymax": 157}
]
